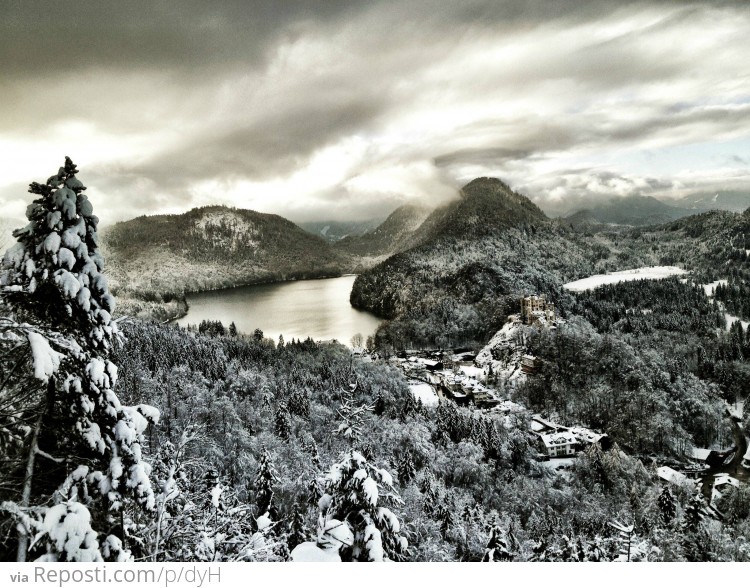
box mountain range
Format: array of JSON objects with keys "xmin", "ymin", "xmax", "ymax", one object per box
[
  {"xmin": 333, "ymin": 204, "xmax": 432, "ymax": 264},
  {"xmin": 95, "ymin": 180, "xmax": 749, "ymax": 327},
  {"xmin": 298, "ymin": 219, "xmax": 383, "ymax": 243},
  {"xmin": 562, "ymin": 195, "xmax": 691, "ymax": 227},
  {"xmin": 350, "ymin": 179, "xmax": 750, "ymax": 347}
]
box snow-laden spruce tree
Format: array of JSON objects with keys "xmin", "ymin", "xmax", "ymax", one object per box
[
  {"xmin": 254, "ymin": 447, "xmax": 279, "ymax": 519},
  {"xmin": 291, "ymin": 450, "xmax": 408, "ymax": 562},
  {"xmin": 0, "ymin": 157, "xmax": 158, "ymax": 561}
]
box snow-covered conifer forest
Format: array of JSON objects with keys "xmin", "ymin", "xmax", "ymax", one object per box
[{"xmin": 0, "ymin": 159, "xmax": 749, "ymax": 564}]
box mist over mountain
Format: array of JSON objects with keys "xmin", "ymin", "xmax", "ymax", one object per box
[
  {"xmin": 298, "ymin": 219, "xmax": 384, "ymax": 243},
  {"xmin": 334, "ymin": 204, "xmax": 432, "ymax": 263},
  {"xmin": 403, "ymin": 178, "xmax": 548, "ymax": 247},
  {"xmin": 563, "ymin": 196, "xmax": 692, "ymax": 227},
  {"xmin": 673, "ymin": 191, "xmax": 750, "ymax": 214}
]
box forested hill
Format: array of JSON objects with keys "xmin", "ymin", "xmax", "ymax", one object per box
[
  {"xmin": 101, "ymin": 205, "xmax": 348, "ymax": 319},
  {"xmin": 350, "ymin": 178, "xmax": 594, "ymax": 347},
  {"xmin": 402, "ymin": 177, "xmax": 548, "ymax": 248},
  {"xmin": 351, "ymin": 179, "xmax": 750, "ymax": 350}
]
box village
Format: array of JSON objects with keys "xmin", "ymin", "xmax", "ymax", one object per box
[{"xmin": 355, "ymin": 293, "xmax": 750, "ymax": 520}]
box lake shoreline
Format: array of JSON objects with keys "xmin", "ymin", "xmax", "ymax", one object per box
[
  {"xmin": 173, "ymin": 274, "xmax": 381, "ymax": 344},
  {"xmin": 169, "ymin": 272, "xmax": 353, "ymax": 325}
]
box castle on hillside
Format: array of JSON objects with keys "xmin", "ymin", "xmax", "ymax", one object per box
[{"xmin": 520, "ymin": 294, "xmax": 556, "ymax": 326}]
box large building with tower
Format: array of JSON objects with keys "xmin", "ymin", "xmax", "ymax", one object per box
[{"xmin": 520, "ymin": 294, "xmax": 556, "ymax": 326}]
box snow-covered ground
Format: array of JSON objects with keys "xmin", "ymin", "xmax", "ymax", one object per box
[
  {"xmin": 724, "ymin": 312, "xmax": 749, "ymax": 331},
  {"xmin": 563, "ymin": 266, "xmax": 688, "ymax": 292},
  {"xmin": 459, "ymin": 365, "xmax": 485, "ymax": 379},
  {"xmin": 408, "ymin": 382, "xmax": 440, "ymax": 407},
  {"xmin": 702, "ymin": 279, "xmax": 728, "ymax": 297},
  {"xmin": 700, "ymin": 279, "xmax": 749, "ymax": 331},
  {"xmin": 540, "ymin": 457, "xmax": 576, "ymax": 470},
  {"xmin": 475, "ymin": 317, "xmax": 527, "ymax": 387}
]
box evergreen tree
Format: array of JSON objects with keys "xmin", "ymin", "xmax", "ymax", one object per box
[
  {"xmin": 334, "ymin": 386, "xmax": 373, "ymax": 443},
  {"xmin": 306, "ymin": 477, "xmax": 323, "ymax": 509},
  {"xmin": 681, "ymin": 493, "xmax": 708, "ymax": 562},
  {"xmin": 400, "ymin": 388, "xmax": 419, "ymax": 421},
  {"xmin": 373, "ymin": 391, "xmax": 388, "ymax": 416},
  {"xmin": 682, "ymin": 494, "xmax": 705, "ymax": 534},
  {"xmin": 396, "ymin": 449, "xmax": 416, "ymax": 485},
  {"xmin": 288, "ymin": 389, "xmax": 310, "ymax": 419},
  {"xmin": 274, "ymin": 403, "xmax": 292, "ymax": 441},
  {"xmin": 420, "ymin": 472, "xmax": 440, "ymax": 515},
  {"xmin": 287, "ymin": 504, "xmax": 309, "ymax": 551},
  {"xmin": 436, "ymin": 497, "xmax": 455, "ymax": 540},
  {"xmin": 657, "ymin": 486, "xmax": 676, "ymax": 526},
  {"xmin": 254, "ymin": 448, "xmax": 279, "ymax": 519},
  {"xmin": 0, "ymin": 158, "xmax": 158, "ymax": 561},
  {"xmin": 482, "ymin": 524, "xmax": 513, "ymax": 561},
  {"xmin": 302, "ymin": 435, "xmax": 321, "ymax": 470},
  {"xmin": 314, "ymin": 450, "xmax": 408, "ymax": 561}
]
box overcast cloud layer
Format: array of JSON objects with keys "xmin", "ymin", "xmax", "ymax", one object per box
[{"xmin": 1, "ymin": 0, "xmax": 749, "ymax": 224}]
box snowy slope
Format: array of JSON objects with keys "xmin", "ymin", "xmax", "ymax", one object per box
[{"xmin": 475, "ymin": 317, "xmax": 527, "ymax": 387}]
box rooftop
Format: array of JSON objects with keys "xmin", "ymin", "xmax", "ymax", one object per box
[{"xmin": 541, "ymin": 431, "xmax": 577, "ymax": 448}]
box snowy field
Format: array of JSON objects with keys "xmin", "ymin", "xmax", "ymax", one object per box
[
  {"xmin": 409, "ymin": 382, "xmax": 440, "ymax": 407},
  {"xmin": 563, "ymin": 266, "xmax": 688, "ymax": 292}
]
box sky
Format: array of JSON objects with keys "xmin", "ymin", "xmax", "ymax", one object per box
[{"xmin": 1, "ymin": 0, "xmax": 749, "ymax": 225}]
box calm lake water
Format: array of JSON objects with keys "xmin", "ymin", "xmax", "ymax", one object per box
[{"xmin": 175, "ymin": 275, "xmax": 382, "ymax": 345}]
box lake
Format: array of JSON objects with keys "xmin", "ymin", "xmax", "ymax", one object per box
[{"xmin": 174, "ymin": 275, "xmax": 382, "ymax": 345}]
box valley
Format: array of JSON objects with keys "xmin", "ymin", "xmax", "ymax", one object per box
[{"xmin": 3, "ymin": 159, "xmax": 750, "ymax": 563}]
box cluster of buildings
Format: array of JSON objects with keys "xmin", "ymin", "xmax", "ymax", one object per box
[{"xmin": 391, "ymin": 352, "xmax": 509, "ymax": 410}]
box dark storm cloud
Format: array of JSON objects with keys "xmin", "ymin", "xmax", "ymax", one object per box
[
  {"xmin": 3, "ymin": 0, "xmax": 731, "ymax": 76},
  {"xmin": 133, "ymin": 95, "xmax": 390, "ymax": 187},
  {"xmin": 0, "ymin": 1, "xmax": 358, "ymax": 76},
  {"xmin": 1, "ymin": 0, "xmax": 749, "ymax": 223}
]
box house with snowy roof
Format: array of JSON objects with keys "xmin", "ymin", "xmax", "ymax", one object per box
[
  {"xmin": 529, "ymin": 415, "xmax": 562, "ymax": 434},
  {"xmin": 417, "ymin": 358, "xmax": 444, "ymax": 372},
  {"xmin": 691, "ymin": 446, "xmax": 736, "ymax": 468},
  {"xmin": 657, "ymin": 466, "xmax": 689, "ymax": 487},
  {"xmin": 540, "ymin": 431, "xmax": 577, "ymax": 457},
  {"xmin": 569, "ymin": 426, "xmax": 612, "ymax": 450}
]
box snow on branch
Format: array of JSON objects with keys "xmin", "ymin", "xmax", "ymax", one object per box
[{"xmin": 26, "ymin": 332, "xmax": 63, "ymax": 382}]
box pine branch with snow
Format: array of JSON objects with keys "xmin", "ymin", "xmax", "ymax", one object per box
[{"xmin": 300, "ymin": 449, "xmax": 408, "ymax": 562}]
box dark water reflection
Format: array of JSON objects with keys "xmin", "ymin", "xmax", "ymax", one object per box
[{"xmin": 175, "ymin": 275, "xmax": 382, "ymax": 345}]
